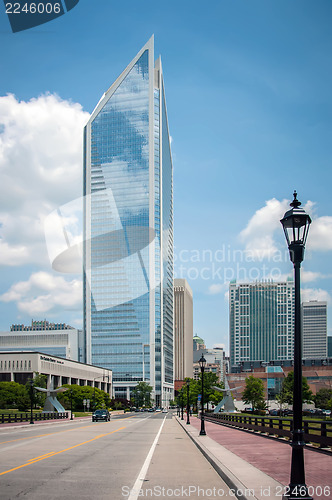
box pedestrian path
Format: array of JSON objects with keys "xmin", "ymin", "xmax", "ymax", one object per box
[{"xmin": 177, "ymin": 415, "xmax": 332, "ymax": 500}]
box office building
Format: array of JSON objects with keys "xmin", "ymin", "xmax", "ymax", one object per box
[
  {"xmin": 0, "ymin": 351, "xmax": 112, "ymax": 395},
  {"xmin": 302, "ymin": 301, "xmax": 327, "ymax": 359},
  {"xmin": 174, "ymin": 279, "xmax": 193, "ymax": 381},
  {"xmin": 229, "ymin": 280, "xmax": 295, "ymax": 370},
  {"xmin": 193, "ymin": 346, "xmax": 225, "ymax": 383},
  {"xmin": 10, "ymin": 320, "xmax": 73, "ymax": 331},
  {"xmin": 83, "ymin": 37, "xmax": 174, "ymax": 407},
  {"xmin": 193, "ymin": 334, "xmax": 205, "ymax": 351},
  {"xmin": 0, "ymin": 324, "xmax": 84, "ymax": 362}
]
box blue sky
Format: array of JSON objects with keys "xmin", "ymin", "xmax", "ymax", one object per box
[{"xmin": 0, "ymin": 0, "xmax": 331, "ymax": 351}]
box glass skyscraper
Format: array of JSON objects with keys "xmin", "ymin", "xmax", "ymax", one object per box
[
  {"xmin": 229, "ymin": 280, "xmax": 295, "ymax": 370},
  {"xmin": 83, "ymin": 37, "xmax": 174, "ymax": 407}
]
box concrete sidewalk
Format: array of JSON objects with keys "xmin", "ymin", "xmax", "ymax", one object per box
[{"xmin": 176, "ymin": 415, "xmax": 332, "ymax": 500}]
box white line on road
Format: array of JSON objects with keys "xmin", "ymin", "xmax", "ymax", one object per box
[{"xmin": 128, "ymin": 415, "xmax": 167, "ymax": 500}]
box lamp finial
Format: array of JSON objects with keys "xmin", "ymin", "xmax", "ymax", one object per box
[{"xmin": 290, "ymin": 190, "xmax": 301, "ymax": 209}]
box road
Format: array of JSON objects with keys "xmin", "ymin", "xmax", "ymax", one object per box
[{"xmin": 0, "ymin": 412, "xmax": 233, "ymax": 499}]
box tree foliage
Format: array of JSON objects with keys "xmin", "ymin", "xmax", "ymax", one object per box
[
  {"xmin": 131, "ymin": 382, "xmax": 153, "ymax": 407},
  {"xmin": 278, "ymin": 371, "xmax": 313, "ymax": 405},
  {"xmin": 242, "ymin": 375, "xmax": 266, "ymax": 411},
  {"xmin": 175, "ymin": 375, "xmax": 225, "ymax": 411},
  {"xmin": 58, "ymin": 384, "xmax": 111, "ymax": 411},
  {"xmin": 0, "ymin": 381, "xmax": 30, "ymax": 411},
  {"xmin": 314, "ymin": 388, "xmax": 332, "ymax": 410}
]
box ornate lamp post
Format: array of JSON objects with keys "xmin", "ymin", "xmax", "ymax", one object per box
[
  {"xmin": 280, "ymin": 191, "xmax": 312, "ymax": 500},
  {"xmin": 181, "ymin": 389, "xmax": 184, "ymax": 420},
  {"xmin": 29, "ymin": 379, "xmax": 34, "ymax": 425},
  {"xmin": 199, "ymin": 354, "xmax": 206, "ymax": 436},
  {"xmin": 186, "ymin": 379, "xmax": 190, "ymax": 425}
]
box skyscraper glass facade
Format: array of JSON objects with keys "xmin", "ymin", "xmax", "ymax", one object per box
[
  {"xmin": 83, "ymin": 38, "xmax": 173, "ymax": 406},
  {"xmin": 229, "ymin": 280, "xmax": 294, "ymax": 370}
]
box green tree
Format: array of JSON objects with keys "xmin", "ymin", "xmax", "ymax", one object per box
[
  {"xmin": 0, "ymin": 381, "xmax": 30, "ymax": 411},
  {"xmin": 314, "ymin": 388, "xmax": 332, "ymax": 410},
  {"xmin": 30, "ymin": 373, "xmax": 48, "ymax": 408},
  {"xmin": 176, "ymin": 376, "xmax": 225, "ymax": 412},
  {"xmin": 58, "ymin": 385, "xmax": 111, "ymax": 411},
  {"xmin": 131, "ymin": 382, "xmax": 153, "ymax": 407},
  {"xmin": 279, "ymin": 371, "xmax": 313, "ymax": 405},
  {"xmin": 242, "ymin": 375, "xmax": 266, "ymax": 412}
]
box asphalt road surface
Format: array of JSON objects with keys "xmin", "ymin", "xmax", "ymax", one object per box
[{"xmin": 0, "ymin": 412, "xmax": 232, "ymax": 500}]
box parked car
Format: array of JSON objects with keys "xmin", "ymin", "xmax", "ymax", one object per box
[{"xmin": 92, "ymin": 409, "xmax": 110, "ymax": 422}]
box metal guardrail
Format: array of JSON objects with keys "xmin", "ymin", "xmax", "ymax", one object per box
[
  {"xmin": 204, "ymin": 412, "xmax": 332, "ymax": 450},
  {"xmin": 0, "ymin": 412, "xmax": 68, "ymax": 424}
]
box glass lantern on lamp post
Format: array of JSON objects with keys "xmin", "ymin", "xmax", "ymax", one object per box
[{"xmin": 280, "ymin": 191, "xmax": 312, "ymax": 500}]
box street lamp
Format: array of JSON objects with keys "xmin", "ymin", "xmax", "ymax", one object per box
[
  {"xmin": 29, "ymin": 379, "xmax": 34, "ymax": 425},
  {"xmin": 280, "ymin": 190, "xmax": 312, "ymax": 500},
  {"xmin": 186, "ymin": 379, "xmax": 190, "ymax": 425},
  {"xmin": 181, "ymin": 389, "xmax": 184, "ymax": 420},
  {"xmin": 199, "ymin": 354, "xmax": 206, "ymax": 436},
  {"xmin": 70, "ymin": 388, "xmax": 73, "ymax": 420}
]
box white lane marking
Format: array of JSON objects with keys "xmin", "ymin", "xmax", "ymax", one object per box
[{"xmin": 128, "ymin": 415, "xmax": 167, "ymax": 500}]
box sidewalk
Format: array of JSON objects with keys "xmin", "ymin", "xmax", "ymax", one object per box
[{"xmin": 176, "ymin": 415, "xmax": 332, "ymax": 500}]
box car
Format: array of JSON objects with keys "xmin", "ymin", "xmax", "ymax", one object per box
[
  {"xmin": 155, "ymin": 408, "xmax": 162, "ymax": 412},
  {"xmin": 148, "ymin": 408, "xmax": 154, "ymax": 412},
  {"xmin": 92, "ymin": 409, "xmax": 110, "ymax": 422},
  {"xmin": 162, "ymin": 408, "xmax": 168, "ymax": 413}
]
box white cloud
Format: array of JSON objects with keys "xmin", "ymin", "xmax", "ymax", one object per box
[
  {"xmin": 301, "ymin": 288, "xmax": 331, "ymax": 304},
  {"xmin": 207, "ymin": 283, "xmax": 225, "ymax": 295},
  {"xmin": 0, "ymin": 93, "xmax": 89, "ymax": 266},
  {"xmin": 301, "ymin": 270, "xmax": 331, "ymax": 283},
  {"xmin": 307, "ymin": 216, "xmax": 332, "ymax": 251},
  {"xmin": 239, "ymin": 198, "xmax": 289, "ymax": 260},
  {"xmin": 213, "ymin": 343, "xmax": 226, "ymax": 350},
  {"xmin": 0, "ymin": 271, "xmax": 82, "ymax": 316}
]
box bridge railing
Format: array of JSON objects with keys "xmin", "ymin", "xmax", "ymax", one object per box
[
  {"xmin": 204, "ymin": 412, "xmax": 332, "ymax": 449},
  {"xmin": 0, "ymin": 412, "xmax": 68, "ymax": 424}
]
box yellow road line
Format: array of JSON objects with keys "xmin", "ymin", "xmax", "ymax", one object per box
[{"xmin": 0, "ymin": 426, "xmax": 126, "ymax": 476}]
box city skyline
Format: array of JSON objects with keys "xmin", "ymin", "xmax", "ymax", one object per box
[{"xmin": 0, "ymin": 1, "xmax": 332, "ymax": 352}]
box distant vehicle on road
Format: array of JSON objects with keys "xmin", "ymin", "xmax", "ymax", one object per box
[
  {"xmin": 162, "ymin": 408, "xmax": 168, "ymax": 413},
  {"xmin": 92, "ymin": 409, "xmax": 110, "ymax": 422}
]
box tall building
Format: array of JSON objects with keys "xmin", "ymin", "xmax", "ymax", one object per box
[
  {"xmin": 302, "ymin": 301, "xmax": 327, "ymax": 359},
  {"xmin": 83, "ymin": 37, "xmax": 174, "ymax": 407},
  {"xmin": 193, "ymin": 347, "xmax": 225, "ymax": 383},
  {"xmin": 174, "ymin": 279, "xmax": 193, "ymax": 381},
  {"xmin": 229, "ymin": 280, "xmax": 295, "ymax": 370}
]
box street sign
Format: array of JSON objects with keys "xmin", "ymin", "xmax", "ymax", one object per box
[{"xmin": 198, "ymin": 394, "xmax": 201, "ymax": 401}]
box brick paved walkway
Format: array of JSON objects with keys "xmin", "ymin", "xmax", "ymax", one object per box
[{"xmin": 189, "ymin": 416, "xmax": 332, "ymax": 496}]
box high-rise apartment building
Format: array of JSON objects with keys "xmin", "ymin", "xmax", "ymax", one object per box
[
  {"xmin": 302, "ymin": 301, "xmax": 327, "ymax": 359},
  {"xmin": 174, "ymin": 279, "xmax": 193, "ymax": 381},
  {"xmin": 229, "ymin": 280, "xmax": 294, "ymax": 370},
  {"xmin": 83, "ymin": 37, "xmax": 174, "ymax": 407}
]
